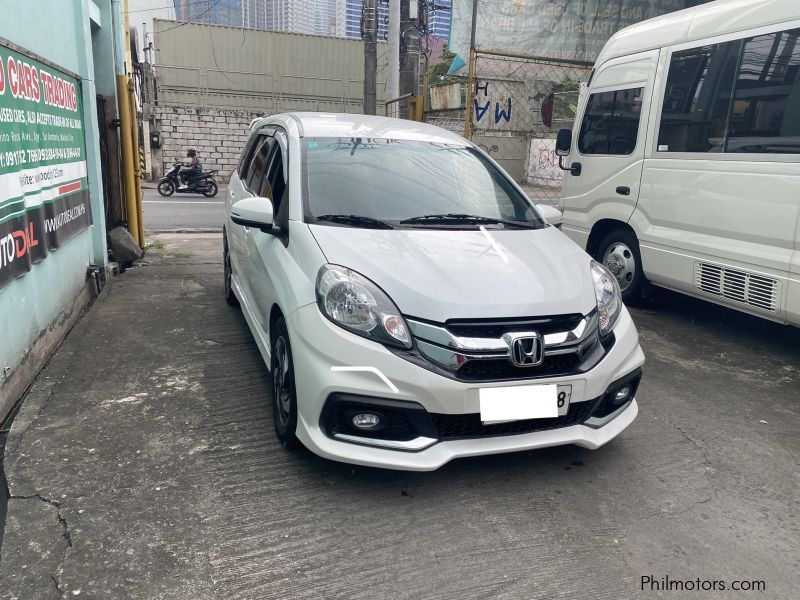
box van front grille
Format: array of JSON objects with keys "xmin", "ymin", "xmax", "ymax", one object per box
[{"xmin": 695, "ymin": 262, "xmax": 779, "ymax": 312}]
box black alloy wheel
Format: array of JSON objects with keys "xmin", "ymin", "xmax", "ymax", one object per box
[
  {"xmin": 271, "ymin": 317, "xmax": 299, "ymax": 450},
  {"xmin": 223, "ymin": 232, "xmax": 238, "ymax": 307}
]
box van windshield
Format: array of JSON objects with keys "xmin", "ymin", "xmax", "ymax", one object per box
[{"xmin": 302, "ymin": 138, "xmax": 544, "ymax": 230}]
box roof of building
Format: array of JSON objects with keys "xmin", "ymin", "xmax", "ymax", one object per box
[
  {"xmin": 596, "ymin": 0, "xmax": 798, "ymax": 65},
  {"xmin": 253, "ymin": 112, "xmax": 468, "ymax": 145}
]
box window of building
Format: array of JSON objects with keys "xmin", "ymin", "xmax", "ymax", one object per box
[{"xmin": 578, "ymin": 87, "xmax": 644, "ymax": 155}]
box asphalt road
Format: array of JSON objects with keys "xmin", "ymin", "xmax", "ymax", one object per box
[
  {"xmin": 1, "ymin": 234, "xmax": 797, "ymax": 599},
  {"xmin": 143, "ymin": 186, "xmax": 225, "ymax": 232}
]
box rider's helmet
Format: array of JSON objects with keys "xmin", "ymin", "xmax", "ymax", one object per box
[{"xmin": 187, "ymin": 148, "xmax": 197, "ymax": 157}]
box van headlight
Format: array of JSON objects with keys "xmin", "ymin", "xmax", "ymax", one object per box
[
  {"xmin": 316, "ymin": 264, "xmax": 412, "ymax": 349},
  {"xmin": 591, "ymin": 261, "xmax": 622, "ymax": 336}
]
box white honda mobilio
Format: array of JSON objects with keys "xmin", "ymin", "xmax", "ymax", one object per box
[{"xmin": 224, "ymin": 113, "xmax": 645, "ymax": 471}]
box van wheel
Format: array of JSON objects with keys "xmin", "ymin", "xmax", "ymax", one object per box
[
  {"xmin": 271, "ymin": 317, "xmax": 299, "ymax": 450},
  {"xmin": 596, "ymin": 228, "xmax": 645, "ymax": 304}
]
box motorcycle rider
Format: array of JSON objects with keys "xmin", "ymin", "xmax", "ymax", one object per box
[{"xmin": 178, "ymin": 148, "xmax": 202, "ymax": 190}]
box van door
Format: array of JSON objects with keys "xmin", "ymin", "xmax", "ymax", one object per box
[
  {"xmin": 632, "ymin": 27, "xmax": 800, "ymax": 320},
  {"xmin": 561, "ymin": 50, "xmax": 659, "ymax": 249}
]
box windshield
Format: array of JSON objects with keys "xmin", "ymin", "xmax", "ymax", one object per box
[{"xmin": 303, "ymin": 137, "xmax": 544, "ymax": 229}]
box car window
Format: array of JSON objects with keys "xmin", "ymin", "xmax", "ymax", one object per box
[
  {"xmin": 245, "ymin": 137, "xmax": 274, "ymax": 192},
  {"xmin": 726, "ymin": 28, "xmax": 800, "ymax": 154},
  {"xmin": 578, "ymin": 87, "xmax": 644, "ymax": 155},
  {"xmin": 237, "ymin": 134, "xmax": 261, "ymax": 180},
  {"xmin": 658, "ymin": 41, "xmax": 741, "ymax": 153},
  {"xmin": 302, "ymin": 138, "xmax": 543, "ymax": 228}
]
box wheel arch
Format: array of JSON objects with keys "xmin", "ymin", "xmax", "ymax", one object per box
[{"xmin": 587, "ymin": 219, "xmax": 637, "ymax": 259}]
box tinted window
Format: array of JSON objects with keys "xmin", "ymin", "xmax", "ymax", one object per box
[
  {"xmin": 578, "ymin": 87, "xmax": 644, "ymax": 155},
  {"xmin": 658, "ymin": 42, "xmax": 740, "ymax": 152},
  {"xmin": 303, "ymin": 138, "xmax": 542, "ymax": 228},
  {"xmin": 727, "ymin": 29, "xmax": 800, "ymax": 153},
  {"xmin": 245, "ymin": 137, "xmax": 274, "ymax": 192},
  {"xmin": 237, "ymin": 134, "xmax": 261, "ymax": 179}
]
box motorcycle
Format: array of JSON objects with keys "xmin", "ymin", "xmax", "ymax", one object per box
[{"xmin": 157, "ymin": 161, "xmax": 219, "ymax": 198}]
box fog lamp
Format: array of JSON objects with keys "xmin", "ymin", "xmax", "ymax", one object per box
[
  {"xmin": 613, "ymin": 386, "xmax": 632, "ymax": 405},
  {"xmin": 352, "ymin": 412, "xmax": 383, "ymax": 430}
]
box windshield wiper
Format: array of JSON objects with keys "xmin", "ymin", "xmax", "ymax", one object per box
[
  {"xmin": 314, "ymin": 214, "xmax": 395, "ymax": 229},
  {"xmin": 399, "ymin": 213, "xmax": 537, "ymax": 229}
]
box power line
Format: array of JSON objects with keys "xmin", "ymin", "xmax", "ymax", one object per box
[
  {"xmin": 157, "ymin": 0, "xmax": 225, "ymax": 33},
  {"xmin": 125, "ymin": 0, "xmax": 206, "ymax": 14}
]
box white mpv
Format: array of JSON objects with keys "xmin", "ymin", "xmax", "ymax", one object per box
[{"xmin": 224, "ymin": 113, "xmax": 644, "ymax": 471}]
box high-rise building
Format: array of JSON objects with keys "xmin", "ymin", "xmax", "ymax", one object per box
[
  {"xmin": 339, "ymin": 0, "xmax": 388, "ymax": 40},
  {"xmin": 427, "ymin": 0, "xmax": 451, "ymax": 40},
  {"xmin": 173, "ymin": 0, "xmax": 242, "ymax": 27}
]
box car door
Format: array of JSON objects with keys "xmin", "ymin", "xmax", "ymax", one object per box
[
  {"xmin": 246, "ymin": 130, "xmax": 290, "ymax": 333},
  {"xmin": 231, "ymin": 134, "xmax": 275, "ymax": 307},
  {"xmin": 561, "ymin": 50, "xmax": 659, "ymax": 246},
  {"xmin": 227, "ymin": 134, "xmax": 262, "ymax": 283}
]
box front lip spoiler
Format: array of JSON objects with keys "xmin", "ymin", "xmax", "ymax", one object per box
[{"xmin": 332, "ymin": 433, "xmax": 438, "ymax": 451}]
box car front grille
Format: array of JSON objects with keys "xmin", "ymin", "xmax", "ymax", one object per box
[
  {"xmin": 430, "ymin": 400, "xmax": 595, "ymax": 440},
  {"xmin": 403, "ymin": 311, "xmax": 609, "ymax": 383}
]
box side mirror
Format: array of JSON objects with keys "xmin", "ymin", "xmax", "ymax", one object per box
[
  {"xmin": 536, "ymin": 204, "xmax": 563, "ymax": 229},
  {"xmin": 555, "ymin": 129, "xmax": 581, "ymax": 176},
  {"xmin": 555, "ymin": 129, "xmax": 572, "ymax": 156},
  {"xmin": 230, "ymin": 197, "xmax": 274, "ymax": 232}
]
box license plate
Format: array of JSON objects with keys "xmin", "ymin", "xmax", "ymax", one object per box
[{"xmin": 479, "ymin": 384, "xmax": 572, "ymax": 424}]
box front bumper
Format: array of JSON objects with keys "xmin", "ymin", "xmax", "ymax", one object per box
[{"xmin": 288, "ymin": 303, "xmax": 645, "ymax": 471}]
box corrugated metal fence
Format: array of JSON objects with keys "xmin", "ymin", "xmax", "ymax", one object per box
[{"xmin": 153, "ymin": 19, "xmax": 388, "ymax": 113}]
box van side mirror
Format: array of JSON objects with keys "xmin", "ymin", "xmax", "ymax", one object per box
[
  {"xmin": 555, "ymin": 129, "xmax": 581, "ymax": 176},
  {"xmin": 555, "ymin": 129, "xmax": 572, "ymax": 156},
  {"xmin": 230, "ymin": 197, "xmax": 275, "ymax": 233}
]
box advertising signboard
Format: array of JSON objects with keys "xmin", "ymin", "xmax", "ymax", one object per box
[
  {"xmin": 449, "ymin": 0, "xmax": 686, "ymax": 63},
  {"xmin": 0, "ymin": 43, "xmax": 92, "ymax": 292}
]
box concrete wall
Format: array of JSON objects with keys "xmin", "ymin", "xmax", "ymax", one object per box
[
  {"xmin": 154, "ymin": 105, "xmax": 262, "ymax": 181},
  {"xmin": 0, "ymin": 0, "xmax": 117, "ymax": 416}
]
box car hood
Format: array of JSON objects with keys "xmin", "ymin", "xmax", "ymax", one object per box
[{"xmin": 308, "ymin": 225, "xmax": 597, "ymax": 321}]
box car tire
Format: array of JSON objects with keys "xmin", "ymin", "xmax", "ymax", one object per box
[
  {"xmin": 223, "ymin": 232, "xmax": 239, "ymax": 307},
  {"xmin": 271, "ymin": 317, "xmax": 300, "ymax": 450},
  {"xmin": 202, "ymin": 180, "xmax": 218, "ymax": 198},
  {"xmin": 595, "ymin": 228, "xmax": 645, "ymax": 305},
  {"xmin": 157, "ymin": 180, "xmax": 175, "ymax": 197}
]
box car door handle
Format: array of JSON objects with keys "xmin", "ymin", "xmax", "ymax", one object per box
[{"xmin": 616, "ymin": 186, "xmax": 631, "ymax": 196}]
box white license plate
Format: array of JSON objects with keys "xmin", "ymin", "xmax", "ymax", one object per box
[{"xmin": 479, "ymin": 384, "xmax": 572, "ymax": 424}]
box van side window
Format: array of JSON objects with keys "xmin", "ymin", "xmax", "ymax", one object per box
[
  {"xmin": 726, "ymin": 28, "xmax": 800, "ymax": 154},
  {"xmin": 658, "ymin": 42, "xmax": 740, "ymax": 153},
  {"xmin": 578, "ymin": 87, "xmax": 644, "ymax": 155}
]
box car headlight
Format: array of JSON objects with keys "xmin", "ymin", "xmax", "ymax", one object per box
[
  {"xmin": 315, "ymin": 264, "xmax": 412, "ymax": 349},
  {"xmin": 590, "ymin": 261, "xmax": 622, "ymax": 336}
]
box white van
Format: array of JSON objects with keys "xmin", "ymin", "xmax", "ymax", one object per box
[{"xmin": 556, "ymin": 0, "xmax": 800, "ymax": 325}]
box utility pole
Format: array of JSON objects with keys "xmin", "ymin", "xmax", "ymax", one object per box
[
  {"xmin": 362, "ymin": 0, "xmax": 378, "ymax": 115},
  {"xmin": 388, "ymin": 0, "xmax": 400, "ymax": 115},
  {"xmin": 399, "ymin": 0, "xmax": 420, "ymax": 117},
  {"xmin": 464, "ymin": 0, "xmax": 479, "ymax": 138}
]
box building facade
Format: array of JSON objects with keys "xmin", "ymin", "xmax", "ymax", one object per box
[
  {"xmin": 0, "ymin": 0, "xmax": 121, "ymax": 416},
  {"xmin": 174, "ymin": 0, "xmax": 242, "ymax": 27}
]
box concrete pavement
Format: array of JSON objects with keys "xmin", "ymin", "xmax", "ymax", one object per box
[{"xmin": 0, "ymin": 233, "xmax": 798, "ymax": 599}]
